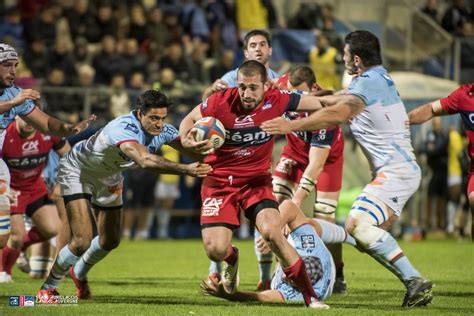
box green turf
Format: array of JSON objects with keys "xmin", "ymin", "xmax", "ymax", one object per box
[{"xmin": 0, "ymin": 239, "xmax": 472, "ymax": 315}]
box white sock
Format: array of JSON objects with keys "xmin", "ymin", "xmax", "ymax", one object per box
[
  {"xmin": 42, "ymin": 246, "xmax": 80, "ymax": 289},
  {"xmin": 74, "ymin": 236, "xmax": 110, "ymax": 281},
  {"xmin": 158, "ymin": 209, "xmax": 170, "ymax": 238}
]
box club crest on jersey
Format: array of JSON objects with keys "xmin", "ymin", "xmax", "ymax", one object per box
[
  {"xmin": 22, "ymin": 140, "xmax": 39, "ymax": 154},
  {"xmin": 234, "ymin": 114, "xmax": 255, "ymax": 128},
  {"xmin": 202, "ymin": 197, "xmax": 223, "ymax": 216},
  {"xmin": 124, "ymin": 123, "xmax": 139, "ymax": 134},
  {"xmin": 301, "ymin": 235, "xmax": 315, "ymax": 249}
]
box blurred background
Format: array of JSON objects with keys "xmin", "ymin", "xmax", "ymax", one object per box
[{"xmin": 1, "ymin": 0, "xmax": 472, "ymax": 240}]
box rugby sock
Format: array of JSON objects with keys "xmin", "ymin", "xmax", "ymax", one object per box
[
  {"xmin": 367, "ymin": 230, "xmax": 421, "ymax": 280},
  {"xmin": 22, "ymin": 227, "xmax": 48, "ymax": 251},
  {"xmin": 209, "ymin": 261, "xmax": 221, "ymax": 274},
  {"xmin": 2, "ymin": 245, "xmax": 20, "ymax": 275},
  {"xmin": 30, "ymin": 255, "xmax": 53, "ymax": 277},
  {"xmin": 254, "ymin": 230, "xmax": 273, "ymax": 281},
  {"xmin": 74, "ymin": 236, "xmax": 110, "ymax": 281},
  {"xmin": 42, "ymin": 246, "xmax": 80, "ymax": 289},
  {"xmin": 283, "ymin": 257, "xmax": 318, "ymax": 306},
  {"xmin": 223, "ymin": 245, "xmax": 238, "ymax": 266},
  {"xmin": 316, "ymin": 219, "xmax": 356, "ymax": 246}
]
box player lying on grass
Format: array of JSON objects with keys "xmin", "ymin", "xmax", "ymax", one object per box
[{"xmin": 201, "ymin": 199, "xmax": 356, "ymax": 308}]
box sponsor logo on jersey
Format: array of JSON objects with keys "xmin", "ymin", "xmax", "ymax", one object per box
[
  {"xmin": 232, "ymin": 148, "xmax": 254, "ymax": 157},
  {"xmin": 390, "ymin": 196, "xmax": 399, "ymax": 204},
  {"xmin": 300, "ymin": 235, "xmax": 315, "ymax": 249},
  {"xmin": 234, "ymin": 114, "xmax": 256, "ymax": 128},
  {"xmin": 202, "ymin": 197, "xmax": 223, "ymax": 216},
  {"xmin": 22, "ymin": 140, "xmax": 39, "ymax": 154},
  {"xmin": 262, "ymin": 100, "xmax": 272, "ymax": 110},
  {"xmin": 124, "ymin": 123, "xmax": 139, "ymax": 134},
  {"xmin": 6, "ymin": 155, "xmax": 47, "ymax": 170},
  {"xmin": 226, "ymin": 127, "xmax": 272, "ymax": 146}
]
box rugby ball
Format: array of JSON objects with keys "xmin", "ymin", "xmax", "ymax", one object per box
[{"xmin": 193, "ymin": 117, "xmax": 226, "ymax": 150}]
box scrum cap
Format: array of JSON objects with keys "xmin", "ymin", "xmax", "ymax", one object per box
[{"xmin": 0, "ymin": 44, "xmax": 18, "ymax": 63}]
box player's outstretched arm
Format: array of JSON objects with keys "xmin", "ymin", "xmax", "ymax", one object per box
[
  {"xmin": 22, "ymin": 108, "xmax": 96, "ymax": 137},
  {"xmin": 202, "ymin": 79, "xmax": 228, "ymax": 100},
  {"xmin": 262, "ymin": 95, "xmax": 364, "ymax": 134},
  {"xmin": 0, "ymin": 89, "xmax": 40, "ymax": 114},
  {"xmin": 119, "ymin": 141, "xmax": 212, "ymax": 177},
  {"xmin": 408, "ymin": 99, "xmax": 446, "ymax": 125},
  {"xmin": 200, "ymin": 277, "xmax": 283, "ymax": 303},
  {"xmin": 292, "ymin": 146, "xmax": 330, "ymax": 207}
]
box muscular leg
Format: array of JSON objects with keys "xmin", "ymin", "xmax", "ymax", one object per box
[
  {"xmin": 2, "ymin": 214, "xmax": 25, "ymax": 275},
  {"xmin": 255, "ymin": 207, "xmax": 318, "ymax": 306},
  {"xmin": 73, "ymin": 208, "xmax": 122, "ymax": 281},
  {"xmin": 41, "ymin": 198, "xmax": 92, "ymax": 289}
]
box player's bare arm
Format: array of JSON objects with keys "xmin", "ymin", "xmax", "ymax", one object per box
[
  {"xmin": 292, "ymin": 146, "xmax": 330, "ymax": 207},
  {"xmin": 22, "ymin": 108, "xmax": 96, "ymax": 137},
  {"xmin": 0, "ymin": 89, "xmax": 40, "ymax": 114},
  {"xmin": 119, "ymin": 140, "xmax": 212, "ymax": 177},
  {"xmin": 200, "ymin": 276, "xmax": 284, "ymax": 302},
  {"xmin": 408, "ymin": 99, "xmax": 446, "ymax": 124},
  {"xmin": 168, "ymin": 138, "xmax": 206, "ymax": 161},
  {"xmin": 261, "ymin": 95, "xmax": 364, "ymax": 134},
  {"xmin": 179, "ymin": 105, "xmax": 213, "ymax": 153}
]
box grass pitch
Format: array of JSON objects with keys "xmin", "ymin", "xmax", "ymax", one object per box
[{"xmin": 0, "ymin": 239, "xmax": 472, "ymax": 315}]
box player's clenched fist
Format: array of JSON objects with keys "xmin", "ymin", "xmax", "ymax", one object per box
[{"xmin": 12, "ymin": 89, "xmax": 40, "ymax": 105}]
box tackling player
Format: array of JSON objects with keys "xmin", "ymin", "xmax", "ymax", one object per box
[
  {"xmin": 262, "ymin": 30, "xmax": 433, "ymax": 308},
  {"xmin": 37, "ymin": 90, "xmax": 212, "ymax": 301},
  {"xmin": 272, "ymin": 65, "xmax": 346, "ymax": 293},
  {"xmin": 408, "ymin": 83, "xmax": 474, "ymax": 240}
]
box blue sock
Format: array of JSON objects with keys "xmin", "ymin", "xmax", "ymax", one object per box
[
  {"xmin": 209, "ymin": 261, "xmax": 221, "ymax": 274},
  {"xmin": 254, "ymin": 229, "xmax": 273, "ymax": 281},
  {"xmin": 42, "ymin": 246, "xmax": 80, "ymax": 289},
  {"xmin": 316, "ymin": 219, "xmax": 356, "ymax": 246},
  {"xmin": 368, "ymin": 230, "xmax": 421, "ymax": 280},
  {"xmin": 74, "ymin": 236, "xmax": 110, "ymax": 280}
]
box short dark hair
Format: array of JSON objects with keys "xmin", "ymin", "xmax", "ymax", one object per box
[
  {"xmin": 237, "ymin": 60, "xmax": 267, "ymax": 83},
  {"xmin": 345, "ymin": 30, "xmax": 382, "ymax": 67},
  {"xmin": 243, "ymin": 30, "xmax": 272, "ymax": 49},
  {"xmin": 135, "ymin": 90, "xmax": 172, "ymax": 114},
  {"xmin": 289, "ymin": 65, "xmax": 316, "ymax": 88}
]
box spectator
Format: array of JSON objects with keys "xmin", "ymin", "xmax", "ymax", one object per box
[
  {"xmin": 23, "ymin": 37, "xmax": 49, "ymax": 79},
  {"xmin": 163, "ymin": 8, "xmax": 184, "ymax": 44},
  {"xmin": 109, "ymin": 73, "xmax": 130, "ymax": 118},
  {"xmin": 181, "ymin": 0, "xmax": 210, "ymax": 41},
  {"xmin": 146, "ymin": 7, "xmax": 169, "ymax": 52},
  {"xmin": 73, "ymin": 37, "xmax": 94, "ymax": 71},
  {"xmin": 206, "ymin": 0, "xmax": 239, "ymax": 52},
  {"xmin": 86, "ymin": 1, "xmax": 118, "ymax": 43},
  {"xmin": 186, "ymin": 42, "xmax": 210, "ymax": 84},
  {"xmin": 43, "ymin": 68, "xmax": 80, "ymax": 123},
  {"xmin": 308, "ymin": 33, "xmax": 342, "ymax": 90},
  {"xmin": 47, "ymin": 38, "xmax": 77, "ymax": 85},
  {"xmin": 288, "ymin": 3, "xmax": 321, "ymax": 30},
  {"xmin": 0, "ymin": 8, "xmax": 25, "ymax": 52},
  {"xmin": 128, "ymin": 4, "xmax": 148, "ymax": 46},
  {"xmin": 236, "ymin": 0, "xmax": 277, "ymax": 32},
  {"xmin": 65, "ymin": 0, "xmax": 93, "ymax": 41},
  {"xmin": 423, "ymin": 117, "xmax": 449, "ymax": 235},
  {"xmin": 24, "ymin": 5, "xmax": 57, "ymax": 47},
  {"xmin": 160, "ymin": 42, "xmax": 190, "ymax": 81},
  {"xmin": 120, "ymin": 38, "xmax": 148, "ymax": 82},
  {"xmin": 209, "ymin": 49, "xmax": 235, "ymax": 82},
  {"xmin": 92, "ymin": 35, "xmax": 124, "ymax": 85},
  {"xmin": 421, "ymin": 0, "xmax": 439, "ymax": 22},
  {"xmin": 441, "ymin": 0, "xmax": 474, "ymax": 35}
]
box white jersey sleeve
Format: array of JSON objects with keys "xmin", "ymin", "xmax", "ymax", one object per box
[{"xmin": 348, "ymin": 66, "xmax": 417, "ymax": 172}]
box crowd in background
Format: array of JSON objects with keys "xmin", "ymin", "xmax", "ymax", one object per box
[{"xmin": 0, "ymin": 0, "xmax": 472, "ymax": 239}]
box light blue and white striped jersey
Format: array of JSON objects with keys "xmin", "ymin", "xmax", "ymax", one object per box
[
  {"xmin": 271, "ymin": 224, "xmax": 334, "ymax": 301},
  {"xmin": 221, "ymin": 67, "xmax": 279, "ymax": 87},
  {"xmin": 348, "ymin": 66, "xmax": 416, "ymax": 172},
  {"xmin": 67, "ymin": 111, "xmax": 178, "ymax": 177},
  {"xmin": 0, "ymin": 85, "xmax": 35, "ymax": 151}
]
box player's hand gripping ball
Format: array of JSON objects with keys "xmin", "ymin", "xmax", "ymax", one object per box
[{"xmin": 193, "ymin": 117, "xmax": 226, "ymax": 150}]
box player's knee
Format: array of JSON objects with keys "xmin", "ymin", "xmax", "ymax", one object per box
[
  {"xmin": 69, "ymin": 235, "xmax": 92, "ymax": 256},
  {"xmin": 100, "ymin": 236, "xmax": 121, "ymax": 251},
  {"xmin": 203, "ymin": 239, "xmax": 228, "ymax": 261},
  {"xmin": 40, "ymin": 226, "xmax": 59, "ymax": 240},
  {"xmin": 348, "ymin": 193, "xmax": 388, "ymax": 227},
  {"xmin": 313, "ymin": 198, "xmax": 337, "ymax": 220}
]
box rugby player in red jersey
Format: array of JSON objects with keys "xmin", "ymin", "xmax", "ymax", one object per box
[
  {"xmin": 1, "ymin": 116, "xmax": 70, "ymax": 282},
  {"xmin": 409, "ymin": 83, "xmax": 474, "ymax": 240},
  {"xmin": 180, "ymin": 60, "xmax": 330, "ymax": 309},
  {"xmin": 271, "ymin": 66, "xmax": 347, "ymax": 293}
]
